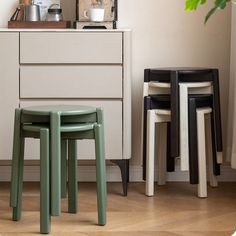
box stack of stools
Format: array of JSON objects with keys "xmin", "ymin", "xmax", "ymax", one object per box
[
  {"xmin": 10, "ymin": 105, "xmax": 107, "ymax": 234},
  {"xmin": 142, "ymin": 68, "xmax": 223, "ymax": 197}
]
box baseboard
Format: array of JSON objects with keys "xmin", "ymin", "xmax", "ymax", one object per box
[{"xmin": 1, "ymin": 164, "xmax": 236, "ymax": 182}]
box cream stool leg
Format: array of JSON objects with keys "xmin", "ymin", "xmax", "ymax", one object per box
[
  {"xmin": 141, "ymin": 83, "xmax": 149, "ymax": 156},
  {"xmin": 157, "ymin": 123, "xmax": 167, "ymax": 186},
  {"xmin": 217, "ymin": 152, "xmax": 223, "ymax": 164},
  {"xmin": 205, "ymin": 115, "xmax": 218, "ymax": 187},
  {"xmin": 179, "ymin": 84, "xmax": 189, "ymax": 171},
  {"xmin": 146, "ymin": 109, "xmax": 170, "ymax": 196},
  {"xmin": 146, "ymin": 110, "xmax": 156, "ymax": 196},
  {"xmin": 197, "ymin": 109, "xmax": 208, "ymax": 198}
]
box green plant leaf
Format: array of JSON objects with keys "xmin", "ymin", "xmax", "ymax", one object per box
[
  {"xmin": 215, "ymin": 0, "xmax": 230, "ymax": 9},
  {"xmin": 204, "ymin": 0, "xmax": 230, "ymax": 23},
  {"xmin": 185, "ymin": 0, "xmax": 231, "ymax": 23},
  {"xmin": 185, "ymin": 0, "xmax": 207, "ymax": 11},
  {"xmin": 204, "ymin": 6, "xmax": 218, "ymax": 23}
]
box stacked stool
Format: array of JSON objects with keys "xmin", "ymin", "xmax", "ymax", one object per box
[
  {"xmin": 142, "ymin": 68, "xmax": 223, "ymax": 197},
  {"xmin": 10, "ymin": 105, "xmax": 107, "ymax": 234}
]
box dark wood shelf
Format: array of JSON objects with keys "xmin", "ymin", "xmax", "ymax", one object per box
[{"xmin": 8, "ymin": 21, "xmax": 71, "ymax": 29}]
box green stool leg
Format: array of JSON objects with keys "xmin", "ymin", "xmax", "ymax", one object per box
[
  {"xmin": 13, "ymin": 137, "xmax": 25, "ymax": 221},
  {"xmin": 96, "ymin": 108, "xmax": 104, "ymax": 125},
  {"xmin": 10, "ymin": 108, "xmax": 21, "ymax": 208},
  {"xmin": 68, "ymin": 139, "xmax": 78, "ymax": 214},
  {"xmin": 61, "ymin": 139, "xmax": 68, "ymax": 199},
  {"xmin": 40, "ymin": 129, "xmax": 51, "ymax": 234},
  {"xmin": 96, "ymin": 108, "xmax": 107, "ymax": 208},
  {"xmin": 94, "ymin": 124, "xmax": 107, "ymax": 226},
  {"xmin": 50, "ymin": 112, "xmax": 61, "ymax": 216}
]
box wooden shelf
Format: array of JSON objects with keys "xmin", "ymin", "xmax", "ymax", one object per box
[{"xmin": 8, "ymin": 21, "xmax": 71, "ymax": 29}]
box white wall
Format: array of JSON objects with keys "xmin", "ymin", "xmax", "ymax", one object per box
[
  {"xmin": 0, "ymin": 0, "xmax": 231, "ymax": 168},
  {"xmin": 0, "ymin": 0, "xmax": 18, "ymax": 27},
  {"xmin": 117, "ymin": 0, "xmax": 231, "ymax": 165}
]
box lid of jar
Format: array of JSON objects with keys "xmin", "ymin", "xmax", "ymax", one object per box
[{"xmin": 48, "ymin": 8, "xmax": 62, "ymax": 14}]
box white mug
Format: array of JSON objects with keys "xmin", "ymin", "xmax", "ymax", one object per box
[{"xmin": 84, "ymin": 8, "xmax": 105, "ymax": 22}]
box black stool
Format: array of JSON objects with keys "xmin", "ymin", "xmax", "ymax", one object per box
[
  {"xmin": 143, "ymin": 68, "xmax": 223, "ymax": 178},
  {"xmin": 143, "ymin": 94, "xmax": 220, "ymax": 185}
]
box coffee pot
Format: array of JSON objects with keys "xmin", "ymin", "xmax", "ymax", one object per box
[{"xmin": 24, "ymin": 0, "xmax": 40, "ymax": 21}]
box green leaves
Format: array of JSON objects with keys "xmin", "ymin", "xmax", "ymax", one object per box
[
  {"xmin": 185, "ymin": 0, "xmax": 231, "ymax": 23},
  {"xmin": 185, "ymin": 0, "xmax": 207, "ymax": 11}
]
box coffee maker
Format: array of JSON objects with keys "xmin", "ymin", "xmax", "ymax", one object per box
[{"xmin": 75, "ymin": 0, "xmax": 117, "ymax": 29}]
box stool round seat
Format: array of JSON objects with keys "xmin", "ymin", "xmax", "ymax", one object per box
[
  {"xmin": 23, "ymin": 123, "xmax": 95, "ymax": 133},
  {"xmin": 22, "ymin": 105, "xmax": 97, "ymax": 116}
]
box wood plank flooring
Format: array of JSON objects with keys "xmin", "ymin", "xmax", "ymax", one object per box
[{"xmin": 0, "ymin": 182, "xmax": 236, "ymax": 235}]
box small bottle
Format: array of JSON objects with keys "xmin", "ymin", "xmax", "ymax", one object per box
[{"xmin": 46, "ymin": 4, "xmax": 63, "ymax": 22}]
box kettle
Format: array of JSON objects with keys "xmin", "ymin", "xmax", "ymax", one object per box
[{"xmin": 24, "ymin": 0, "xmax": 40, "ymax": 21}]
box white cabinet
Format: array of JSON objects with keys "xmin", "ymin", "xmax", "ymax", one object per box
[
  {"xmin": 19, "ymin": 30, "xmax": 131, "ymax": 161},
  {"xmin": 0, "ymin": 30, "xmax": 131, "ymax": 163},
  {"xmin": 0, "ymin": 33, "xmax": 19, "ymax": 160}
]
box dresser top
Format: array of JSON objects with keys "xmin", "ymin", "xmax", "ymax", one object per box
[{"xmin": 0, "ymin": 28, "xmax": 131, "ymax": 32}]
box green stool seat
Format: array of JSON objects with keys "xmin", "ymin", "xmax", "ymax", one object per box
[
  {"xmin": 22, "ymin": 105, "xmax": 97, "ymax": 116},
  {"xmin": 10, "ymin": 105, "xmax": 107, "ymax": 234},
  {"xmin": 24, "ymin": 123, "xmax": 95, "ymax": 133}
]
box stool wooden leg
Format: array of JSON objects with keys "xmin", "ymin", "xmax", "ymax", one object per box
[
  {"xmin": 50, "ymin": 112, "xmax": 61, "ymax": 216},
  {"xmin": 205, "ymin": 115, "xmax": 218, "ymax": 187},
  {"xmin": 40, "ymin": 129, "xmax": 51, "ymax": 234},
  {"xmin": 197, "ymin": 110, "xmax": 207, "ymax": 198},
  {"xmin": 10, "ymin": 108, "xmax": 21, "ymax": 208},
  {"xmin": 13, "ymin": 137, "xmax": 25, "ymax": 221},
  {"xmin": 210, "ymin": 114, "xmax": 221, "ymax": 176},
  {"xmin": 94, "ymin": 124, "xmax": 107, "ymax": 226},
  {"xmin": 143, "ymin": 97, "xmax": 151, "ymax": 181},
  {"xmin": 217, "ymin": 152, "xmax": 223, "ymax": 164},
  {"xmin": 142, "ymin": 84, "xmax": 149, "ymax": 181},
  {"xmin": 68, "ymin": 139, "xmax": 78, "ymax": 214},
  {"xmin": 146, "ymin": 110, "xmax": 155, "ymax": 196},
  {"xmin": 61, "ymin": 139, "xmax": 68, "ymax": 199},
  {"xmin": 170, "ymin": 72, "xmax": 180, "ymax": 158},
  {"xmin": 157, "ymin": 123, "xmax": 167, "ymax": 186},
  {"xmin": 179, "ymin": 84, "xmax": 189, "ymax": 171},
  {"xmin": 96, "ymin": 108, "xmax": 107, "ymax": 204},
  {"xmin": 167, "ymin": 122, "xmax": 175, "ymax": 172},
  {"xmin": 212, "ymin": 69, "xmax": 223, "ymax": 153},
  {"xmin": 188, "ymin": 98, "xmax": 199, "ymax": 185}
]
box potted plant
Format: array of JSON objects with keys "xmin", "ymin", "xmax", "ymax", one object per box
[{"xmin": 185, "ymin": 0, "xmax": 233, "ymax": 23}]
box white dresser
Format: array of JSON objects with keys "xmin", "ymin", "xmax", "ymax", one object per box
[{"xmin": 0, "ymin": 29, "xmax": 131, "ymax": 194}]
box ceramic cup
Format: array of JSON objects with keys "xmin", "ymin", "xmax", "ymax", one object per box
[{"xmin": 84, "ymin": 8, "xmax": 105, "ymax": 22}]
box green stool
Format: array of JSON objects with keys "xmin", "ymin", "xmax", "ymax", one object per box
[{"xmin": 10, "ymin": 106, "xmax": 107, "ymax": 234}]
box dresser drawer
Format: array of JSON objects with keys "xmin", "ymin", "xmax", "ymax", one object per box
[
  {"xmin": 20, "ymin": 32, "xmax": 123, "ymax": 64},
  {"xmin": 20, "ymin": 65, "xmax": 122, "ymax": 98},
  {"xmin": 20, "ymin": 100, "xmax": 122, "ymax": 160}
]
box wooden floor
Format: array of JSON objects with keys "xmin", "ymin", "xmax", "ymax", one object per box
[{"xmin": 0, "ymin": 182, "xmax": 236, "ymax": 235}]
